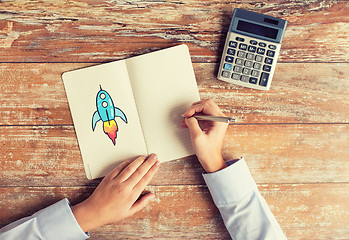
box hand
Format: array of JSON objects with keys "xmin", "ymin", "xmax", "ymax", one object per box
[
  {"xmin": 71, "ymin": 154, "xmax": 160, "ymax": 232},
  {"xmin": 181, "ymin": 99, "xmax": 228, "ymax": 173}
]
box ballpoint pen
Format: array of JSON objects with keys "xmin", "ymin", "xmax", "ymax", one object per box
[{"xmin": 180, "ymin": 115, "xmax": 236, "ymax": 125}]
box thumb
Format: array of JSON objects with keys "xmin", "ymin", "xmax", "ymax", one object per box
[
  {"xmin": 130, "ymin": 193, "xmax": 155, "ymax": 215},
  {"xmin": 185, "ymin": 117, "xmax": 203, "ymax": 139}
]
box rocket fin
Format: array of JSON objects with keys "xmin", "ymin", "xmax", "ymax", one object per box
[
  {"xmin": 92, "ymin": 111, "xmax": 101, "ymax": 131},
  {"xmin": 114, "ymin": 107, "xmax": 128, "ymax": 123}
]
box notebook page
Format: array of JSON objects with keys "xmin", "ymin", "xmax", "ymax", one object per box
[
  {"xmin": 62, "ymin": 61, "xmax": 147, "ymax": 179},
  {"xmin": 126, "ymin": 45, "xmax": 200, "ymax": 162}
]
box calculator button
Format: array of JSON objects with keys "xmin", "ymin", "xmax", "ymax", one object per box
[
  {"xmin": 246, "ymin": 53, "xmax": 254, "ymax": 60},
  {"xmin": 229, "ymin": 41, "xmax": 238, "ymax": 48},
  {"xmin": 265, "ymin": 57, "xmax": 273, "ymax": 65},
  {"xmin": 248, "ymin": 45, "xmax": 256, "ymax": 53},
  {"xmin": 250, "ymin": 40, "xmax": 258, "ymax": 45},
  {"xmin": 241, "ymin": 75, "xmax": 249, "ymax": 82},
  {"xmin": 259, "ymin": 42, "xmax": 266, "ymax": 47},
  {"xmin": 266, "ymin": 50, "xmax": 275, "ymax": 57},
  {"xmin": 242, "ymin": 68, "xmax": 251, "ymax": 75},
  {"xmin": 249, "ymin": 77, "xmax": 258, "ymax": 84},
  {"xmin": 269, "ymin": 44, "xmax": 277, "ymax": 50},
  {"xmin": 237, "ymin": 51, "xmax": 246, "ymax": 58},
  {"xmin": 223, "ymin": 63, "xmax": 232, "ymax": 71},
  {"xmin": 244, "ymin": 60, "xmax": 253, "ymax": 68},
  {"xmin": 236, "ymin": 37, "xmax": 245, "ymax": 42},
  {"xmin": 239, "ymin": 43, "xmax": 247, "ymax": 50},
  {"xmin": 257, "ymin": 48, "xmax": 265, "ymax": 55},
  {"xmin": 233, "ymin": 65, "xmax": 243, "ymax": 73},
  {"xmin": 251, "ymin": 70, "xmax": 259, "ymax": 77},
  {"xmin": 255, "ymin": 55, "xmax": 263, "ymax": 62},
  {"xmin": 259, "ymin": 72, "xmax": 269, "ymax": 86},
  {"xmin": 222, "ymin": 71, "xmax": 231, "ymax": 78},
  {"xmin": 225, "ymin": 56, "xmax": 234, "ymax": 63},
  {"xmin": 263, "ymin": 65, "xmax": 271, "ymax": 72},
  {"xmin": 227, "ymin": 48, "xmax": 236, "ymax": 56},
  {"xmin": 231, "ymin": 73, "xmax": 240, "ymax": 80},
  {"xmin": 253, "ymin": 62, "xmax": 262, "ymax": 70},
  {"xmin": 235, "ymin": 58, "xmax": 244, "ymax": 66}
]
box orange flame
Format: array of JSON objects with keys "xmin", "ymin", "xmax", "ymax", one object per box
[{"xmin": 103, "ymin": 120, "xmax": 118, "ymax": 145}]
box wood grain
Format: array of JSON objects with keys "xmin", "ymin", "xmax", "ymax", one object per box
[
  {"xmin": 0, "ymin": 1, "xmax": 348, "ymax": 63},
  {"xmin": 1, "ymin": 124, "xmax": 348, "ymax": 186},
  {"xmin": 0, "ymin": 63, "xmax": 348, "ymax": 126},
  {"xmin": 1, "ymin": 184, "xmax": 348, "ymax": 239},
  {"xmin": 0, "ymin": 1, "xmax": 348, "ymax": 238},
  {"xmin": 196, "ymin": 63, "xmax": 349, "ymax": 124}
]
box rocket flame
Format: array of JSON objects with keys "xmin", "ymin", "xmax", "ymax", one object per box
[{"xmin": 103, "ymin": 120, "xmax": 118, "ymax": 145}]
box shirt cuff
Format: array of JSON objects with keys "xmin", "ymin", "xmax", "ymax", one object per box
[
  {"xmin": 34, "ymin": 198, "xmax": 89, "ymax": 240},
  {"xmin": 202, "ymin": 158, "xmax": 258, "ymax": 208}
]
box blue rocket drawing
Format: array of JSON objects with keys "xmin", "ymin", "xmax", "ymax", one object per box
[{"xmin": 92, "ymin": 85, "xmax": 127, "ymax": 145}]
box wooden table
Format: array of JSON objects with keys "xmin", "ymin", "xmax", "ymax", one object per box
[{"xmin": 1, "ymin": 1, "xmax": 348, "ymax": 239}]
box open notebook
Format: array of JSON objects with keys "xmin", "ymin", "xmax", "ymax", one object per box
[{"xmin": 62, "ymin": 44, "xmax": 200, "ymax": 179}]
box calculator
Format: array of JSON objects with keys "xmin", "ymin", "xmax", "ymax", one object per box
[{"xmin": 218, "ymin": 8, "xmax": 287, "ymax": 90}]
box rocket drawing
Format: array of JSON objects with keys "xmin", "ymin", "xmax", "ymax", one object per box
[{"xmin": 92, "ymin": 86, "xmax": 127, "ymax": 145}]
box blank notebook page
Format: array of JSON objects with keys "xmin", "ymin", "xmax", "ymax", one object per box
[{"xmin": 126, "ymin": 45, "xmax": 200, "ymax": 161}]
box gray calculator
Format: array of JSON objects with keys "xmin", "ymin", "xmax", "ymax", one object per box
[{"xmin": 218, "ymin": 9, "xmax": 287, "ymax": 90}]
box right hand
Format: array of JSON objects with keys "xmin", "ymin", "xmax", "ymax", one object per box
[{"xmin": 181, "ymin": 99, "xmax": 228, "ymax": 173}]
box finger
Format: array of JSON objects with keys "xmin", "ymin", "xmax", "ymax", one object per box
[
  {"xmin": 201, "ymin": 99, "xmax": 226, "ymax": 116},
  {"xmin": 184, "ymin": 99, "xmax": 223, "ymax": 118},
  {"xmin": 129, "ymin": 192, "xmax": 155, "ymax": 215},
  {"xmin": 182, "ymin": 100, "xmax": 204, "ymax": 117},
  {"xmin": 185, "ymin": 117, "xmax": 203, "ymax": 139},
  {"xmin": 180, "ymin": 119, "xmax": 188, "ymax": 128},
  {"xmin": 132, "ymin": 159, "xmax": 160, "ymax": 193},
  {"xmin": 191, "ymin": 100, "xmax": 204, "ymax": 106},
  {"xmin": 126, "ymin": 154, "xmax": 159, "ymax": 187},
  {"xmin": 183, "ymin": 103, "xmax": 204, "ymax": 118},
  {"xmin": 115, "ymin": 155, "xmax": 147, "ymax": 182},
  {"xmin": 105, "ymin": 158, "xmax": 134, "ymax": 181}
]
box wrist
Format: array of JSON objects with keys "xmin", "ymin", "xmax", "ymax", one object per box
[
  {"xmin": 198, "ymin": 155, "xmax": 227, "ymax": 173},
  {"xmin": 72, "ymin": 200, "xmax": 99, "ymax": 232}
]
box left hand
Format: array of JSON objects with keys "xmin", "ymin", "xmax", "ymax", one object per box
[{"xmin": 71, "ymin": 154, "xmax": 160, "ymax": 232}]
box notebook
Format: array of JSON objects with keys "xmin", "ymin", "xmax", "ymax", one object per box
[{"xmin": 62, "ymin": 44, "xmax": 200, "ymax": 179}]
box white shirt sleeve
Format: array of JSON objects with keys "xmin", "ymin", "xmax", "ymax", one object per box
[
  {"xmin": 203, "ymin": 158, "xmax": 287, "ymax": 240},
  {"xmin": 0, "ymin": 198, "xmax": 89, "ymax": 240}
]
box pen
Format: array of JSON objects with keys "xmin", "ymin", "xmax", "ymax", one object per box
[{"xmin": 180, "ymin": 115, "xmax": 236, "ymax": 125}]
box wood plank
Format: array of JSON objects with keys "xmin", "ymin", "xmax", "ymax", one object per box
[
  {"xmin": 0, "ymin": 184, "xmax": 348, "ymax": 239},
  {"xmin": 196, "ymin": 63, "xmax": 349, "ymax": 124},
  {"xmin": 224, "ymin": 124, "xmax": 349, "ymax": 184},
  {"xmin": 1, "ymin": 2, "xmax": 347, "ymax": 240},
  {"xmin": 1, "ymin": 124, "xmax": 348, "ymax": 186},
  {"xmin": 0, "ymin": 63, "xmax": 348, "ymax": 125},
  {"xmin": 0, "ymin": 1, "xmax": 348, "ymax": 62}
]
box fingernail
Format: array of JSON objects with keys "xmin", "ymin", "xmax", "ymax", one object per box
[
  {"xmin": 152, "ymin": 153, "xmax": 158, "ymax": 160},
  {"xmin": 155, "ymin": 160, "xmax": 160, "ymax": 166}
]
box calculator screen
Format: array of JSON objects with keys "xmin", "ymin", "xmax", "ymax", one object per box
[{"xmin": 237, "ymin": 20, "xmax": 278, "ymax": 40}]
